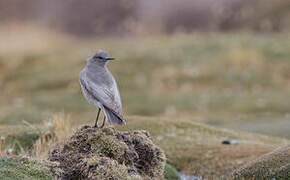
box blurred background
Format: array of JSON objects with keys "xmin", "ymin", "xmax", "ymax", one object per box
[
  {"xmin": 1, "ymin": 0, "xmax": 290, "ymax": 35},
  {"xmin": 0, "ymin": 0, "xmax": 290, "ymax": 139}
]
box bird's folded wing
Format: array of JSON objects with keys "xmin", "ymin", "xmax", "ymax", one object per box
[{"xmin": 80, "ymin": 77, "xmax": 124, "ymax": 120}]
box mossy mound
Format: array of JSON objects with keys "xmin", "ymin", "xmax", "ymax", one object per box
[
  {"xmin": 232, "ymin": 144, "xmax": 290, "ymax": 180},
  {"xmin": 0, "ymin": 157, "xmax": 58, "ymax": 180},
  {"xmin": 49, "ymin": 125, "xmax": 166, "ymax": 179}
]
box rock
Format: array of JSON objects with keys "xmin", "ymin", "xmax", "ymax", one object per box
[
  {"xmin": 221, "ymin": 140, "xmax": 238, "ymax": 145},
  {"xmin": 232, "ymin": 144, "xmax": 290, "ymax": 180},
  {"xmin": 49, "ymin": 126, "xmax": 166, "ymax": 180}
]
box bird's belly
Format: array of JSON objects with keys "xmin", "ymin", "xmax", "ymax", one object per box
[
  {"xmin": 87, "ymin": 95, "xmax": 103, "ymax": 109},
  {"xmin": 95, "ymin": 101, "xmax": 103, "ymax": 109},
  {"xmin": 80, "ymin": 82, "xmax": 103, "ymax": 109}
]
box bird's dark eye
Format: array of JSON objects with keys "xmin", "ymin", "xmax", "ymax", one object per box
[{"xmin": 94, "ymin": 56, "xmax": 103, "ymax": 59}]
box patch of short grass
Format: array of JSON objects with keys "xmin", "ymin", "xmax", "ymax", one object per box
[
  {"xmin": 0, "ymin": 157, "xmax": 55, "ymax": 180},
  {"xmin": 164, "ymin": 164, "xmax": 181, "ymax": 180},
  {"xmin": 233, "ymin": 144, "xmax": 290, "ymax": 180}
]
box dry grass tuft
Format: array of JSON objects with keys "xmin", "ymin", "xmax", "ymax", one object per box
[
  {"xmin": 32, "ymin": 113, "xmax": 73, "ymax": 158},
  {"xmin": 0, "ymin": 113, "xmax": 74, "ymax": 158}
]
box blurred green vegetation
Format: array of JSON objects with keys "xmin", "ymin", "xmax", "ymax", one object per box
[
  {"xmin": 0, "ymin": 29, "xmax": 290, "ymax": 138},
  {"xmin": 0, "ymin": 157, "xmax": 55, "ymax": 180},
  {"xmin": 164, "ymin": 164, "xmax": 180, "ymax": 180}
]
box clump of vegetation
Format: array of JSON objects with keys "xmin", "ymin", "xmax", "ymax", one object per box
[
  {"xmin": 49, "ymin": 125, "xmax": 166, "ymax": 179},
  {"xmin": 233, "ymin": 144, "xmax": 290, "ymax": 179},
  {"xmin": 164, "ymin": 164, "xmax": 180, "ymax": 180},
  {"xmin": 0, "ymin": 157, "xmax": 58, "ymax": 180}
]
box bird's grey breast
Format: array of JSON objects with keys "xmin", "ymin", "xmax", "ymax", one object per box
[{"xmin": 82, "ymin": 66, "xmax": 122, "ymax": 116}]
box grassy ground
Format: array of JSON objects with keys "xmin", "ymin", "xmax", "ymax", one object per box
[
  {"xmin": 1, "ymin": 27, "xmax": 290, "ymax": 138},
  {"xmin": 0, "ymin": 115, "xmax": 288, "ymax": 179},
  {"xmin": 233, "ymin": 144, "xmax": 290, "ymax": 179},
  {"xmin": 119, "ymin": 116, "xmax": 288, "ymax": 178},
  {"xmin": 0, "ymin": 26, "xmax": 290, "ymax": 178},
  {"xmin": 0, "ymin": 157, "xmax": 55, "ymax": 180}
]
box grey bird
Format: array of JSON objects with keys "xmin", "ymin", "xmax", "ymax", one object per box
[{"xmin": 79, "ymin": 50, "xmax": 125, "ymax": 128}]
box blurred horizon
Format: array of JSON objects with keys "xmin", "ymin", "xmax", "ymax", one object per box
[{"xmin": 1, "ymin": 0, "xmax": 290, "ymax": 37}]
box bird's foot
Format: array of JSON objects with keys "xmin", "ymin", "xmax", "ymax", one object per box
[
  {"xmin": 100, "ymin": 124, "xmax": 105, "ymax": 129},
  {"xmin": 93, "ymin": 124, "xmax": 105, "ymax": 129}
]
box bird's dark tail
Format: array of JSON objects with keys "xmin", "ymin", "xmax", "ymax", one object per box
[{"xmin": 103, "ymin": 106, "xmax": 126, "ymax": 126}]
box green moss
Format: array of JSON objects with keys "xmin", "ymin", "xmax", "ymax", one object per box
[
  {"xmin": 88, "ymin": 132, "xmax": 128, "ymax": 163},
  {"xmin": 164, "ymin": 164, "xmax": 180, "ymax": 180},
  {"xmin": 49, "ymin": 126, "xmax": 166, "ymax": 179},
  {"xmin": 233, "ymin": 144, "xmax": 290, "ymax": 179},
  {"xmin": 126, "ymin": 130, "xmax": 166, "ymax": 178},
  {"xmin": 87, "ymin": 156, "xmax": 142, "ymax": 180},
  {"xmin": 0, "ymin": 157, "xmax": 55, "ymax": 180}
]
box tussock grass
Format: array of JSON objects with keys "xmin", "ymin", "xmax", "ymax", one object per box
[
  {"xmin": 32, "ymin": 113, "xmax": 73, "ymax": 158},
  {"xmin": 0, "ymin": 113, "xmax": 73, "ymax": 157}
]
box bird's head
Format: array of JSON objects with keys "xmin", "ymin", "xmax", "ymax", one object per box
[{"xmin": 87, "ymin": 50, "xmax": 115, "ymax": 66}]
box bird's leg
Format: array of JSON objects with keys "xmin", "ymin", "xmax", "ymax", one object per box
[
  {"xmin": 94, "ymin": 108, "xmax": 101, "ymax": 128},
  {"xmin": 100, "ymin": 115, "xmax": 106, "ymax": 128}
]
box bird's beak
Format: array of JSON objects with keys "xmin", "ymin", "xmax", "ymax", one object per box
[{"xmin": 105, "ymin": 57, "xmax": 115, "ymax": 60}]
